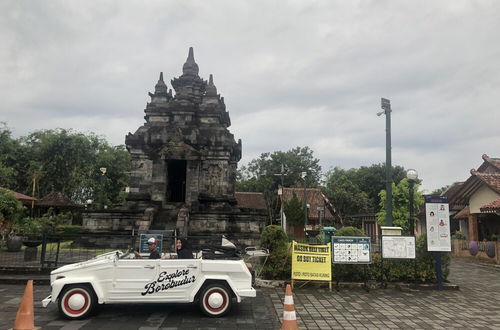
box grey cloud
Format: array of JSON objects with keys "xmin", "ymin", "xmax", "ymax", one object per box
[{"xmin": 1, "ymin": 0, "xmax": 499, "ymax": 192}]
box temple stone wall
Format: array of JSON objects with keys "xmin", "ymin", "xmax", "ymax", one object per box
[{"xmin": 83, "ymin": 211, "xmax": 145, "ymax": 232}]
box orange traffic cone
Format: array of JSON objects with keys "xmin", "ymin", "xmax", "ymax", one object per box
[
  {"xmin": 10, "ymin": 280, "xmax": 40, "ymax": 330},
  {"xmin": 281, "ymin": 284, "xmax": 299, "ymax": 330}
]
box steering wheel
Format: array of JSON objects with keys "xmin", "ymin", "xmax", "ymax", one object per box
[{"xmin": 120, "ymin": 252, "xmax": 131, "ymax": 259}]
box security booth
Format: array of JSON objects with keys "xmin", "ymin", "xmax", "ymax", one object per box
[{"xmin": 320, "ymin": 226, "xmax": 337, "ymax": 244}]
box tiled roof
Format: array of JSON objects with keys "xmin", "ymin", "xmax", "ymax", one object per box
[
  {"xmin": 473, "ymin": 172, "xmax": 500, "ymax": 195},
  {"xmin": 478, "ymin": 154, "xmax": 500, "ymax": 172},
  {"xmin": 480, "ymin": 198, "xmax": 500, "ymax": 213},
  {"xmin": 453, "ymin": 207, "xmax": 470, "ymax": 219},
  {"xmin": 38, "ymin": 191, "xmax": 80, "ymax": 207},
  {"xmin": 280, "ymin": 187, "xmax": 334, "ymax": 220},
  {"xmin": 0, "ymin": 187, "xmax": 36, "ymax": 202},
  {"xmin": 235, "ymin": 192, "xmax": 267, "ymax": 210},
  {"xmin": 443, "ymin": 182, "xmax": 464, "ymax": 199}
]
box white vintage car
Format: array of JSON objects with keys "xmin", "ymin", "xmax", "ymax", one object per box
[{"xmin": 42, "ymin": 250, "xmax": 256, "ymax": 319}]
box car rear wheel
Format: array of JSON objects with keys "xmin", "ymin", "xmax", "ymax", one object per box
[
  {"xmin": 199, "ymin": 283, "xmax": 232, "ymax": 317},
  {"xmin": 58, "ymin": 284, "xmax": 97, "ymax": 320}
]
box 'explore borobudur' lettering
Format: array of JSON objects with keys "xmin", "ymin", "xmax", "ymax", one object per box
[{"xmin": 141, "ymin": 269, "xmax": 196, "ymax": 295}]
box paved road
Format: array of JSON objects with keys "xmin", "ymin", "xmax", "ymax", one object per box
[{"xmin": 1, "ymin": 259, "xmax": 499, "ymax": 329}]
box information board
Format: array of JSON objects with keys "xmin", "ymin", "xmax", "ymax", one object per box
[
  {"xmin": 332, "ymin": 236, "xmax": 371, "ymax": 264},
  {"xmin": 382, "ymin": 236, "xmax": 416, "ymax": 259},
  {"xmin": 291, "ymin": 241, "xmax": 331, "ymax": 281},
  {"xmin": 425, "ymin": 195, "xmax": 451, "ymax": 252},
  {"xmin": 139, "ymin": 234, "xmax": 163, "ymax": 254}
]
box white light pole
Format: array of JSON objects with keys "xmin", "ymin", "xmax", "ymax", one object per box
[{"xmin": 301, "ymin": 171, "xmax": 308, "ymax": 229}]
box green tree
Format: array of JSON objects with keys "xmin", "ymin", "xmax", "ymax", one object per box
[
  {"xmin": 14, "ymin": 128, "xmax": 130, "ymax": 205},
  {"xmin": 376, "ymin": 178, "xmax": 424, "ymax": 234},
  {"xmin": 432, "ymin": 185, "xmax": 449, "ymax": 195},
  {"xmin": 237, "ymin": 146, "xmax": 321, "ymax": 221},
  {"xmin": 0, "ymin": 189, "xmax": 25, "ymax": 233},
  {"xmin": 323, "ymin": 167, "xmax": 371, "ymax": 225},
  {"xmin": 348, "ymin": 164, "xmax": 407, "ymax": 212},
  {"xmin": 0, "ymin": 123, "xmax": 19, "ymax": 189},
  {"xmin": 283, "ymin": 192, "xmax": 304, "ymax": 227}
]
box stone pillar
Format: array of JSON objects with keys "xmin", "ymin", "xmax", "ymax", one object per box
[
  {"xmin": 176, "ymin": 206, "xmax": 190, "ymax": 237},
  {"xmin": 468, "ymin": 214, "xmax": 479, "ymax": 241}
]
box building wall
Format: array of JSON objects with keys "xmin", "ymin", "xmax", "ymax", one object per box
[{"xmin": 469, "ymin": 185, "xmax": 500, "ymax": 213}]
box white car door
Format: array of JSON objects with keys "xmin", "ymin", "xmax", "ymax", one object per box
[
  {"xmin": 108, "ymin": 258, "xmax": 160, "ymax": 302},
  {"xmin": 149, "ymin": 259, "xmax": 202, "ymax": 302}
]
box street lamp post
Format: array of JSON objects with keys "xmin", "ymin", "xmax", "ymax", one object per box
[
  {"xmin": 301, "ymin": 171, "xmax": 308, "ymax": 229},
  {"xmin": 99, "ymin": 167, "xmax": 107, "ymax": 209},
  {"xmin": 274, "ymin": 164, "xmax": 288, "ymax": 231},
  {"xmin": 406, "ymin": 168, "xmax": 418, "ymax": 288},
  {"xmin": 406, "ymin": 169, "xmax": 418, "ymax": 235},
  {"xmin": 378, "ymin": 98, "xmax": 393, "ymax": 226}
]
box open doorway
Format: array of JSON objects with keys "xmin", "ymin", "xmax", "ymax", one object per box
[{"xmin": 167, "ymin": 160, "xmax": 186, "ymax": 202}]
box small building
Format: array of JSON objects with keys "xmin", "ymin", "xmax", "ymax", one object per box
[
  {"xmin": 36, "ymin": 191, "xmax": 84, "ymax": 222},
  {"xmin": 278, "ymin": 187, "xmax": 335, "ymax": 237},
  {"xmin": 446, "ymin": 154, "xmax": 500, "ymax": 241},
  {"xmin": 0, "ymin": 187, "xmax": 37, "ymax": 207}
]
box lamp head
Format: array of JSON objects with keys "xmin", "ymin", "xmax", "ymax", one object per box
[{"xmin": 406, "ymin": 169, "xmax": 418, "ymax": 181}]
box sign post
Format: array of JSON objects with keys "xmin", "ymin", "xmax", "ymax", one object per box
[
  {"xmin": 425, "ymin": 195, "xmax": 450, "ymax": 290},
  {"xmin": 332, "ymin": 236, "xmax": 371, "ymax": 291}
]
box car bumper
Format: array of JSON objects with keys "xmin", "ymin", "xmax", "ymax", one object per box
[
  {"xmin": 238, "ymin": 288, "xmax": 256, "ymax": 298},
  {"xmin": 42, "ymin": 295, "xmax": 52, "ymax": 308}
]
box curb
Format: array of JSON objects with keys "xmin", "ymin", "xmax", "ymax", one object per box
[
  {"xmin": 254, "ymin": 279, "xmax": 459, "ymax": 291},
  {"xmin": 0, "ymin": 274, "xmax": 50, "ymax": 285}
]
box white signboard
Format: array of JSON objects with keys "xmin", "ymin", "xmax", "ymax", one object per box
[
  {"xmin": 425, "ymin": 196, "xmax": 451, "ymax": 252},
  {"xmin": 382, "ymin": 236, "xmax": 416, "ymax": 259}
]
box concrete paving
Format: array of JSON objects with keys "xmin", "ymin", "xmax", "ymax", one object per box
[{"xmin": 0, "ymin": 259, "xmax": 499, "ymax": 329}]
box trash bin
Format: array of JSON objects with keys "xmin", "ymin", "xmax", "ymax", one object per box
[{"xmin": 321, "ymin": 226, "xmax": 336, "ymax": 245}]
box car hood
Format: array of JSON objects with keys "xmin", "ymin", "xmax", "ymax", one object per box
[{"xmin": 51, "ymin": 250, "xmax": 121, "ymax": 275}]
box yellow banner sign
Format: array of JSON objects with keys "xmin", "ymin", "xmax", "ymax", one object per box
[{"xmin": 291, "ymin": 241, "xmax": 331, "ymax": 281}]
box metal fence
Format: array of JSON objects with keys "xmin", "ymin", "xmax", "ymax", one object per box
[{"xmin": 0, "ymin": 233, "xmax": 229, "ymax": 270}]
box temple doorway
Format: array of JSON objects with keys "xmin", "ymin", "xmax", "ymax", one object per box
[{"xmin": 167, "ymin": 160, "xmax": 186, "ymax": 202}]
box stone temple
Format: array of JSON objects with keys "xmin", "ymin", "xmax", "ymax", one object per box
[{"xmin": 83, "ymin": 48, "xmax": 266, "ymax": 246}]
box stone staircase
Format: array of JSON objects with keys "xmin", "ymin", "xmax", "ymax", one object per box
[{"xmin": 151, "ymin": 203, "xmax": 184, "ymax": 230}]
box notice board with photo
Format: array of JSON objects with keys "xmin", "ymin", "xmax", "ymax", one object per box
[{"xmin": 425, "ymin": 195, "xmax": 451, "ymax": 252}]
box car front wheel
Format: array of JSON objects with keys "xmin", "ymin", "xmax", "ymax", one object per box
[
  {"xmin": 199, "ymin": 283, "xmax": 232, "ymax": 317},
  {"xmin": 58, "ymin": 284, "xmax": 97, "ymax": 320}
]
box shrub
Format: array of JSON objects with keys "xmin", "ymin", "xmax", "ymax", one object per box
[
  {"xmin": 452, "ymin": 231, "xmax": 466, "ymax": 240},
  {"xmin": 0, "ymin": 189, "xmax": 25, "ymax": 234},
  {"xmin": 55, "ymin": 225, "xmax": 84, "ymax": 236},
  {"xmin": 334, "ymin": 226, "xmax": 365, "ymax": 237},
  {"xmin": 259, "ymin": 225, "xmax": 291, "ymax": 280}
]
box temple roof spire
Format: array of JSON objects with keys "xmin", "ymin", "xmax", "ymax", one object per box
[
  {"xmin": 205, "ymin": 74, "xmax": 218, "ymax": 96},
  {"xmin": 182, "ymin": 47, "xmax": 199, "ymax": 76},
  {"xmin": 154, "ymin": 71, "xmax": 168, "ymax": 94}
]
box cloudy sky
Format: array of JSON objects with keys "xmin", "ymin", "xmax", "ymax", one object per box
[{"xmin": 1, "ymin": 0, "xmax": 499, "ymax": 192}]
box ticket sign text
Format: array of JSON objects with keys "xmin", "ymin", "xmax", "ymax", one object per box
[
  {"xmin": 292, "ymin": 241, "xmax": 331, "ymax": 281},
  {"xmin": 332, "ymin": 236, "xmax": 371, "ymax": 264}
]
